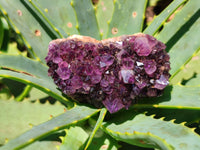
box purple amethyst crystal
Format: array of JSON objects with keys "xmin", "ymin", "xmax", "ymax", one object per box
[{"xmin": 46, "ymin": 33, "xmax": 170, "ymax": 113}]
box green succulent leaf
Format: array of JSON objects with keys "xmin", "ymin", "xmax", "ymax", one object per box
[
  {"xmin": 0, "ymin": 0, "xmax": 53, "ymax": 62},
  {"xmin": 137, "ymin": 85, "xmax": 200, "ymax": 110},
  {"xmin": 0, "ymin": 54, "xmax": 48, "ymax": 79},
  {"xmin": 23, "ymin": 0, "xmax": 64, "ymax": 39},
  {"xmin": 107, "ymin": 0, "xmax": 147, "ymax": 38},
  {"xmin": 171, "ymin": 50, "xmax": 200, "ymax": 84},
  {"xmin": 85, "ymin": 108, "xmax": 107, "ymax": 150},
  {"xmin": 102, "ymin": 111, "xmax": 200, "ymax": 149},
  {"xmin": 0, "ymin": 99, "xmax": 65, "ymax": 145},
  {"xmin": 59, "ymin": 126, "xmax": 89, "ymax": 150},
  {"xmin": 59, "ymin": 125, "xmax": 119, "ymax": 150},
  {"xmin": 141, "ymin": 108, "xmax": 200, "ymax": 125},
  {"xmin": 86, "ymin": 132, "xmax": 119, "ymax": 150},
  {"xmin": 34, "ymin": 0, "xmax": 79, "ymax": 36},
  {"xmin": 168, "ymin": 17, "xmax": 200, "ymax": 79},
  {"xmin": 96, "ymin": 0, "xmax": 114, "ymax": 39},
  {"xmin": 152, "ymin": 0, "xmax": 200, "ymax": 83},
  {"xmin": 131, "ymin": 85, "xmax": 200, "ymax": 125},
  {"xmin": 22, "ymin": 141, "xmax": 58, "ymax": 150},
  {"xmin": 0, "ymin": 70, "xmax": 73, "ymax": 107},
  {"xmin": 0, "ymin": 105, "xmax": 99, "ymax": 150},
  {"xmin": 144, "ymin": 0, "xmax": 187, "ymax": 36},
  {"xmin": 156, "ymin": 0, "xmax": 200, "ymax": 45},
  {"xmin": 71, "ymin": 0, "xmax": 101, "ymax": 40}
]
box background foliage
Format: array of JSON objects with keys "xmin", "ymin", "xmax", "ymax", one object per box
[{"xmin": 0, "ymin": 0, "xmax": 200, "ymax": 149}]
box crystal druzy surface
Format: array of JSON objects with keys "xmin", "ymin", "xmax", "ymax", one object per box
[{"xmin": 46, "ymin": 33, "xmax": 170, "ymax": 113}]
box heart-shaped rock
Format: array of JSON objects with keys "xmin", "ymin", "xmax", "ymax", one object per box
[{"xmin": 46, "ymin": 33, "xmax": 170, "ymax": 113}]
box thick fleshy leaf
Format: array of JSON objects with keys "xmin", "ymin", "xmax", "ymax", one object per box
[
  {"xmin": 87, "ymin": 132, "xmax": 118, "ymax": 150},
  {"xmin": 71, "ymin": 0, "xmax": 101, "ymax": 40},
  {"xmin": 102, "ymin": 111, "xmax": 200, "ymax": 149},
  {"xmin": 0, "ymin": 0, "xmax": 53, "ymax": 62},
  {"xmin": 59, "ymin": 127, "xmax": 89, "ymax": 150},
  {"xmin": 59, "ymin": 125, "xmax": 119, "ymax": 150},
  {"xmin": 0, "ymin": 99, "xmax": 65, "ymax": 145},
  {"xmin": 0, "ymin": 105, "xmax": 99, "ymax": 150},
  {"xmin": 85, "ymin": 108, "xmax": 107, "ymax": 149},
  {"xmin": 128, "ymin": 85, "xmax": 200, "ymax": 125},
  {"xmin": 96, "ymin": 0, "xmax": 114, "ymax": 39},
  {"xmin": 22, "ymin": 141, "xmax": 58, "ymax": 150},
  {"xmin": 137, "ymin": 85, "xmax": 200, "ymax": 109},
  {"xmin": 0, "ymin": 70, "xmax": 73, "ymax": 107},
  {"xmin": 168, "ymin": 16, "xmax": 200, "ymax": 79},
  {"xmin": 0, "ymin": 54, "xmax": 48, "ymax": 79},
  {"xmin": 141, "ymin": 108, "xmax": 200, "ymax": 125},
  {"xmin": 33, "ymin": 0, "xmax": 79, "ymax": 36},
  {"xmin": 170, "ymin": 48, "xmax": 200, "ymax": 84},
  {"xmin": 151, "ymin": 0, "xmax": 200, "ymax": 83},
  {"xmin": 156, "ymin": 0, "xmax": 200, "ymax": 45},
  {"xmin": 106, "ymin": 0, "xmax": 147, "ymax": 38},
  {"xmin": 144, "ymin": 0, "xmax": 187, "ymax": 36}
]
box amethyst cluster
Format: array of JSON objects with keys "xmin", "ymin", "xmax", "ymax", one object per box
[{"xmin": 45, "ymin": 33, "xmax": 170, "ymax": 113}]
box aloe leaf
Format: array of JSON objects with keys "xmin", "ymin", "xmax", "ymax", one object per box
[
  {"xmin": 59, "ymin": 125, "xmax": 119, "ymax": 150},
  {"xmin": 156, "ymin": 0, "xmax": 200, "ymax": 45},
  {"xmin": 22, "ymin": 141, "xmax": 58, "ymax": 150},
  {"xmin": 96, "ymin": 0, "xmax": 114, "ymax": 39},
  {"xmin": 71, "ymin": 0, "xmax": 101, "ymax": 40},
  {"xmin": 0, "ymin": 105, "xmax": 99, "ymax": 150},
  {"xmin": 34, "ymin": 0, "xmax": 79, "ymax": 36},
  {"xmin": 170, "ymin": 49, "xmax": 200, "ymax": 84},
  {"xmin": 25, "ymin": 0, "xmax": 65, "ymax": 38},
  {"xmin": 0, "ymin": 54, "xmax": 48, "ymax": 79},
  {"xmin": 85, "ymin": 108, "xmax": 107, "ymax": 150},
  {"xmin": 129, "ymin": 85, "xmax": 200, "ymax": 125},
  {"xmin": 0, "ymin": 70, "xmax": 73, "ymax": 107},
  {"xmin": 102, "ymin": 111, "xmax": 200, "ymax": 149},
  {"xmin": 59, "ymin": 127, "xmax": 89, "ymax": 150},
  {"xmin": 0, "ymin": 17, "xmax": 4, "ymax": 48},
  {"xmin": 87, "ymin": 132, "xmax": 118, "ymax": 150},
  {"xmin": 168, "ymin": 17, "xmax": 200, "ymax": 79},
  {"xmin": 136, "ymin": 85, "xmax": 200, "ymax": 110},
  {"xmin": 144, "ymin": 0, "xmax": 187, "ymax": 35},
  {"xmin": 0, "ymin": 99, "xmax": 65, "ymax": 145},
  {"xmin": 106, "ymin": 0, "xmax": 147, "ymax": 38},
  {"xmin": 0, "ymin": 0, "xmax": 53, "ymax": 62},
  {"xmin": 142, "ymin": 108, "xmax": 200, "ymax": 125}
]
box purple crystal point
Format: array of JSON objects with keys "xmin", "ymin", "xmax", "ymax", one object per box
[
  {"xmin": 154, "ymin": 75, "xmax": 169, "ymax": 90},
  {"xmin": 56, "ymin": 62, "xmax": 71, "ymax": 80},
  {"xmin": 46, "ymin": 33, "xmax": 170, "ymax": 113},
  {"xmin": 143, "ymin": 59, "xmax": 157, "ymax": 75}
]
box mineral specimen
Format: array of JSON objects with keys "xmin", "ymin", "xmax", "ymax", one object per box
[{"xmin": 46, "ymin": 33, "xmax": 170, "ymax": 113}]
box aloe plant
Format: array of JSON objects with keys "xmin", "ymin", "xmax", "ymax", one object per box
[{"xmin": 0, "ymin": 0, "xmax": 200, "ymax": 149}]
